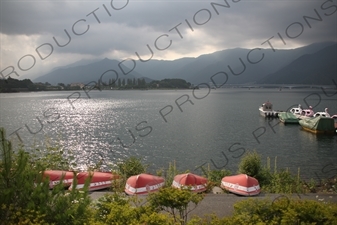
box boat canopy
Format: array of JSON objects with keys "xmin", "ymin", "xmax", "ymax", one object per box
[
  {"xmin": 299, "ymin": 116, "xmax": 335, "ymax": 131},
  {"xmin": 261, "ymin": 102, "xmax": 273, "ymax": 111}
]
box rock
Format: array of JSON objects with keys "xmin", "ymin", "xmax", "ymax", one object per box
[{"xmin": 212, "ymin": 186, "xmax": 224, "ymax": 194}]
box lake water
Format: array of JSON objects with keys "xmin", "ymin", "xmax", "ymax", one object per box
[{"xmin": 0, "ymin": 88, "xmax": 336, "ymax": 180}]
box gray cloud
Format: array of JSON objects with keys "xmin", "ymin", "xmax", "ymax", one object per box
[{"xmin": 1, "ymin": 0, "xmax": 336, "ymax": 80}]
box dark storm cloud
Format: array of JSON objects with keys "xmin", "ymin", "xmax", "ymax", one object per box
[
  {"xmin": 1, "ymin": 1, "xmax": 205, "ymax": 35},
  {"xmin": 0, "ymin": 0, "xmax": 336, "ymax": 79},
  {"xmin": 196, "ymin": 1, "xmax": 337, "ymax": 48}
]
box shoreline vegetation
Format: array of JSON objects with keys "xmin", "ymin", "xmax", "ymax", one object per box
[
  {"xmin": 1, "ymin": 123, "xmax": 337, "ymax": 225},
  {"xmin": 0, "ymin": 77, "xmax": 194, "ymax": 93},
  {"xmin": 2, "ymin": 77, "xmax": 337, "ymax": 94}
]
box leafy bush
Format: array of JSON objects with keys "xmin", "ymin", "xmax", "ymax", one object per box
[
  {"xmin": 187, "ymin": 214, "xmax": 233, "ymax": 225},
  {"xmin": 156, "ymin": 160, "xmax": 191, "ymax": 188},
  {"xmin": 206, "ymin": 169, "xmax": 231, "ymax": 184},
  {"xmin": 110, "ymin": 156, "xmax": 148, "ymax": 192},
  {"xmin": 198, "ymin": 165, "xmax": 231, "ymax": 192},
  {"xmin": 148, "ymin": 187, "xmax": 204, "ymax": 225},
  {"xmin": 238, "ymin": 151, "xmax": 305, "ymax": 194},
  {"xmin": 0, "ymin": 127, "xmax": 92, "ymax": 225},
  {"xmin": 238, "ymin": 150, "xmax": 271, "ymax": 186},
  {"xmin": 117, "ymin": 156, "xmax": 147, "ymax": 178},
  {"xmin": 0, "ymin": 127, "xmax": 49, "ymax": 223},
  {"xmin": 228, "ymin": 197, "xmax": 337, "ymax": 224},
  {"xmin": 1, "ymin": 205, "xmax": 48, "ymax": 225},
  {"xmin": 263, "ymin": 169, "xmax": 304, "ymax": 194},
  {"xmin": 199, "ymin": 164, "xmax": 231, "ymax": 184},
  {"xmin": 238, "ymin": 151, "xmax": 261, "ymax": 176},
  {"xmin": 91, "ymin": 192, "xmax": 174, "ymax": 225},
  {"xmin": 186, "ymin": 197, "xmax": 337, "ymax": 225}
]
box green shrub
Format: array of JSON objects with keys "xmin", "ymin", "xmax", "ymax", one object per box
[
  {"xmin": 238, "ymin": 152, "xmax": 305, "ymax": 194},
  {"xmin": 160, "ymin": 160, "xmax": 186, "ymax": 188},
  {"xmin": 148, "ymin": 186, "xmax": 204, "ymax": 225},
  {"xmin": 1, "ymin": 205, "xmax": 49, "ymax": 225},
  {"xmin": 92, "ymin": 192, "xmax": 174, "ymax": 225},
  {"xmin": 238, "ymin": 151, "xmax": 262, "ymax": 176},
  {"xmin": 238, "ymin": 150, "xmax": 271, "ymax": 186},
  {"xmin": 111, "ymin": 156, "xmax": 148, "ymax": 192},
  {"xmin": 228, "ymin": 197, "xmax": 337, "ymax": 224},
  {"xmin": 187, "ymin": 214, "xmax": 234, "ymax": 225},
  {"xmin": 0, "ymin": 127, "xmax": 50, "ymax": 223},
  {"xmin": 117, "ymin": 156, "xmax": 147, "ymax": 178},
  {"xmin": 263, "ymin": 169, "xmax": 304, "ymax": 194},
  {"xmin": 199, "ymin": 164, "xmax": 231, "ymax": 184},
  {"xmin": 198, "ymin": 165, "xmax": 231, "ymax": 193},
  {"xmin": 0, "ymin": 127, "xmax": 92, "ymax": 225}
]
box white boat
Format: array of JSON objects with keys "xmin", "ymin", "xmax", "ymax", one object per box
[
  {"xmin": 289, "ymin": 105, "xmax": 302, "ymax": 115},
  {"xmin": 313, "ymin": 108, "xmax": 330, "ymax": 118},
  {"xmin": 289, "ymin": 104, "xmax": 314, "ymax": 119},
  {"xmin": 259, "ymin": 101, "xmax": 279, "ymax": 118}
]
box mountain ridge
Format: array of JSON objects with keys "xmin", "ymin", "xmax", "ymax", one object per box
[
  {"xmin": 34, "ymin": 42, "xmax": 337, "ymax": 85},
  {"xmin": 257, "ymin": 43, "xmax": 337, "ymax": 84}
]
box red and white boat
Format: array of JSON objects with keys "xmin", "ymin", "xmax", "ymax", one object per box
[
  {"xmin": 43, "ymin": 170, "xmax": 74, "ymax": 189},
  {"xmin": 69, "ymin": 171, "xmax": 119, "ymax": 191},
  {"xmin": 125, "ymin": 173, "xmax": 165, "ymax": 195},
  {"xmin": 221, "ymin": 174, "xmax": 260, "ymax": 196},
  {"xmin": 172, "ymin": 173, "xmax": 208, "ymax": 193}
]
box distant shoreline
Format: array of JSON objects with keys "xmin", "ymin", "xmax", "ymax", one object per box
[{"xmin": 2, "ymin": 85, "xmax": 337, "ymax": 94}]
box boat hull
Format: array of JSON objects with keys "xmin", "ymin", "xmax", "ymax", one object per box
[
  {"xmin": 259, "ymin": 101, "xmax": 279, "ymax": 118},
  {"xmin": 69, "ymin": 172, "xmax": 119, "ymax": 191},
  {"xmin": 43, "ymin": 170, "xmax": 74, "ymax": 189},
  {"xmin": 221, "ymin": 174, "xmax": 260, "ymax": 196},
  {"xmin": 172, "ymin": 173, "xmax": 208, "ymax": 193},
  {"xmin": 125, "ymin": 174, "xmax": 165, "ymax": 195},
  {"xmin": 259, "ymin": 109, "xmax": 279, "ymax": 118},
  {"xmin": 278, "ymin": 112, "xmax": 299, "ymax": 124},
  {"xmin": 301, "ymin": 125, "xmax": 335, "ymax": 134},
  {"xmin": 299, "ymin": 116, "xmax": 335, "ymax": 135}
]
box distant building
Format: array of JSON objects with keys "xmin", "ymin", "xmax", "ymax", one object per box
[
  {"xmin": 70, "ymin": 83, "xmax": 84, "ymax": 88},
  {"xmin": 45, "ymin": 86, "xmax": 60, "ymax": 90}
]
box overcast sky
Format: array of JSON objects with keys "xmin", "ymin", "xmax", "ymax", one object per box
[{"xmin": 1, "ymin": 0, "xmax": 336, "ymax": 80}]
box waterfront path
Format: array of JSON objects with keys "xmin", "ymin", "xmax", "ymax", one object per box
[{"xmin": 89, "ymin": 192, "xmax": 337, "ymax": 219}]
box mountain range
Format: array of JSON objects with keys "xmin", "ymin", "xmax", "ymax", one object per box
[{"xmin": 34, "ymin": 42, "xmax": 337, "ymax": 85}]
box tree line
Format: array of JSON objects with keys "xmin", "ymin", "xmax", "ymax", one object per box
[{"xmin": 0, "ymin": 77, "xmax": 193, "ymax": 92}]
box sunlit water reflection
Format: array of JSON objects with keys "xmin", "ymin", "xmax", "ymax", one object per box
[{"xmin": 0, "ymin": 89, "xmax": 336, "ymax": 179}]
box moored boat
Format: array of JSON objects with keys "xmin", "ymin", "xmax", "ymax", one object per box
[
  {"xmin": 172, "ymin": 173, "xmax": 208, "ymax": 193},
  {"xmin": 278, "ymin": 112, "xmax": 299, "ymax": 124},
  {"xmin": 331, "ymin": 115, "xmax": 337, "ymax": 132},
  {"xmin": 43, "ymin": 170, "xmax": 74, "ymax": 189},
  {"xmin": 69, "ymin": 171, "xmax": 119, "ymax": 191},
  {"xmin": 313, "ymin": 108, "xmax": 330, "ymax": 118},
  {"xmin": 125, "ymin": 173, "xmax": 165, "ymax": 195},
  {"xmin": 259, "ymin": 101, "xmax": 279, "ymax": 118},
  {"xmin": 221, "ymin": 174, "xmax": 260, "ymax": 196},
  {"xmin": 299, "ymin": 116, "xmax": 335, "ymax": 134},
  {"xmin": 289, "ymin": 104, "xmax": 314, "ymax": 119}
]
